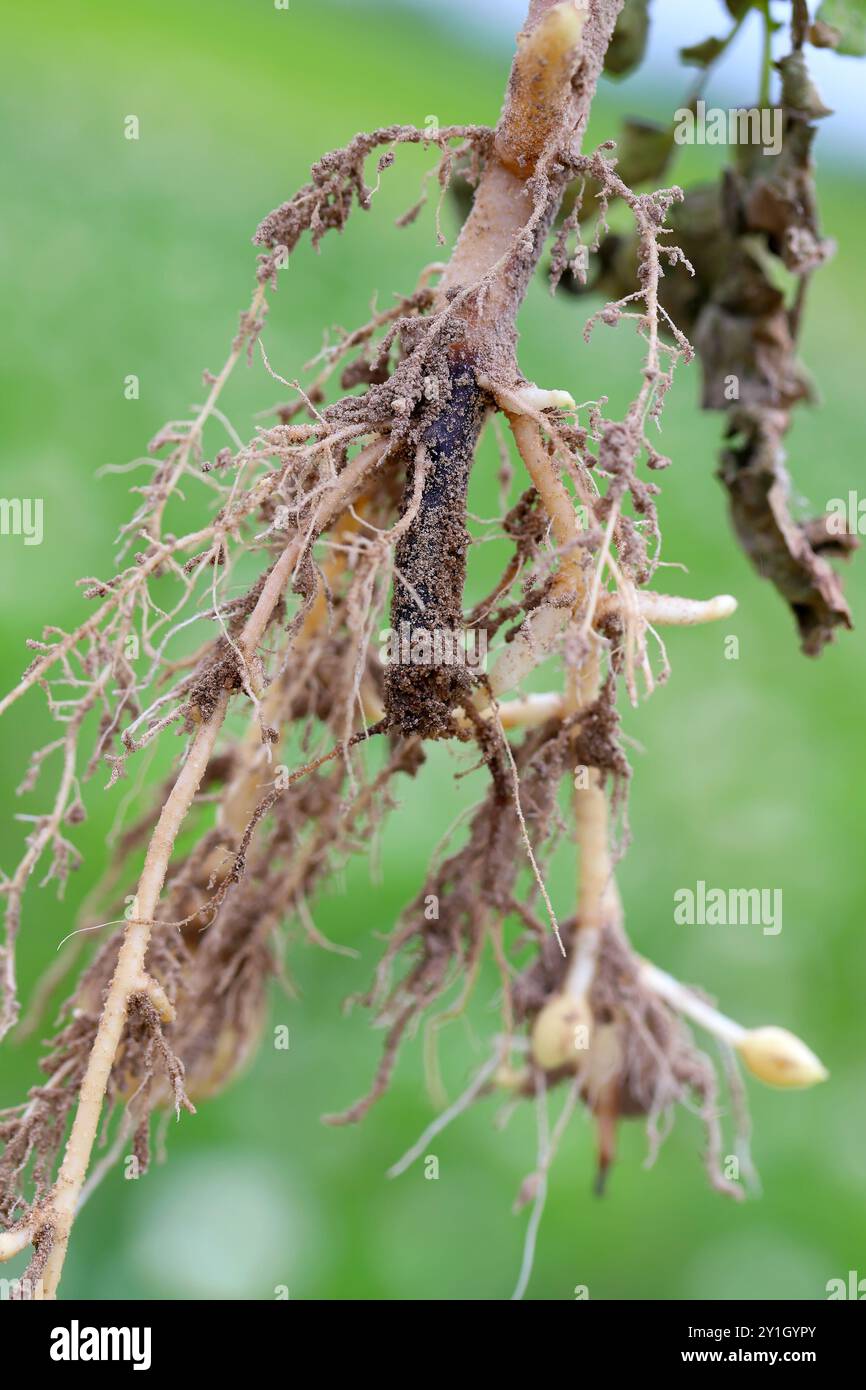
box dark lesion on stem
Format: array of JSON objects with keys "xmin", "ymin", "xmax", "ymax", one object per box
[{"xmin": 385, "ymin": 354, "xmax": 488, "ymax": 738}]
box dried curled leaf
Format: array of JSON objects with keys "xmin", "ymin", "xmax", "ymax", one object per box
[
  {"xmin": 693, "ymin": 247, "xmax": 813, "ymax": 412},
  {"xmin": 718, "ymin": 408, "xmax": 852, "ymax": 656},
  {"xmin": 777, "ymin": 51, "xmax": 834, "ymax": 119},
  {"xmin": 740, "ymin": 120, "xmax": 834, "ymax": 273}
]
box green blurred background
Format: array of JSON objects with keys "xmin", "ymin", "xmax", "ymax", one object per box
[{"xmin": 1, "ymin": 0, "xmax": 864, "ymax": 1301}]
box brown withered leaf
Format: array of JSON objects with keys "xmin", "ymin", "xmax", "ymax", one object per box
[
  {"xmin": 694, "ymin": 268, "xmax": 813, "ymax": 413},
  {"xmin": 742, "ymin": 119, "xmax": 834, "ymax": 273},
  {"xmin": 718, "ymin": 408, "xmax": 852, "ymax": 655}
]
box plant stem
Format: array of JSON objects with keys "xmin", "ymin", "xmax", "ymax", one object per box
[
  {"xmin": 759, "ymin": 0, "xmax": 773, "ymax": 110},
  {"xmin": 5, "ymin": 0, "xmax": 630, "ymax": 1295}
]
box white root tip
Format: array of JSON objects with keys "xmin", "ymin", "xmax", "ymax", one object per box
[
  {"xmin": 500, "ymin": 384, "xmax": 576, "ymax": 415},
  {"xmin": 737, "ymin": 1026, "xmax": 829, "ymax": 1090},
  {"xmin": 622, "ymin": 592, "xmax": 738, "ymax": 626}
]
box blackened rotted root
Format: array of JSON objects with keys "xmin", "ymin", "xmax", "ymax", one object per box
[{"xmin": 385, "ymin": 355, "xmax": 489, "ymax": 737}]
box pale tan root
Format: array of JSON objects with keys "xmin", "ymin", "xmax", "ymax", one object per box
[{"xmin": 7, "ymin": 437, "xmax": 389, "ymax": 1298}]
